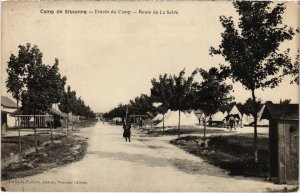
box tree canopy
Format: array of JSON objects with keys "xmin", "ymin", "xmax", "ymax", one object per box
[
  {"xmin": 210, "ymin": 1, "xmax": 296, "ymax": 162},
  {"xmin": 169, "ymin": 69, "xmax": 197, "ymax": 112},
  {"xmin": 193, "ymin": 67, "xmax": 233, "ymax": 116},
  {"xmin": 150, "ymin": 73, "xmax": 174, "ymax": 114},
  {"xmin": 6, "ymin": 43, "xmax": 95, "ymax": 119},
  {"xmin": 210, "ymin": 2, "xmax": 295, "ymax": 91}
]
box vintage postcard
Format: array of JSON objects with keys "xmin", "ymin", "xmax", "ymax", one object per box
[{"xmin": 1, "ymin": 1, "xmax": 299, "ymax": 192}]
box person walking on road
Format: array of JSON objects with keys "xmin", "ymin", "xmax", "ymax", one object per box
[
  {"xmin": 139, "ymin": 118, "xmax": 143, "ymax": 129},
  {"xmin": 228, "ymin": 115, "xmax": 235, "ymax": 131},
  {"xmin": 123, "ymin": 119, "xmax": 131, "ymax": 142}
]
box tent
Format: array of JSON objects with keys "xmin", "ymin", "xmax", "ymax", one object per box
[
  {"xmin": 112, "ymin": 117, "xmax": 122, "ymax": 122},
  {"xmin": 67, "ymin": 112, "xmax": 80, "ymax": 123},
  {"xmin": 184, "ymin": 112, "xmax": 189, "ymax": 118},
  {"xmin": 160, "ymin": 110, "xmax": 172, "ymax": 120},
  {"xmin": 257, "ymin": 119, "xmax": 269, "ymax": 126},
  {"xmin": 153, "ymin": 113, "xmax": 163, "ymax": 121},
  {"xmin": 156, "ymin": 110, "xmax": 179, "ymax": 127},
  {"xmin": 156, "ymin": 110, "xmax": 198, "ymax": 127},
  {"xmin": 198, "ymin": 113, "xmax": 210, "ymax": 124},
  {"xmin": 257, "ymin": 105, "xmax": 269, "ymax": 126},
  {"xmin": 257, "ymin": 105, "xmax": 265, "ymax": 120},
  {"xmin": 224, "ymin": 111, "xmax": 229, "ymax": 116},
  {"xmin": 242, "ymin": 114, "xmax": 254, "ymax": 126},
  {"xmin": 243, "ymin": 105, "xmax": 269, "ymax": 126},
  {"xmin": 211, "ymin": 111, "xmax": 225, "ymax": 122},
  {"xmin": 229, "ymin": 105, "xmax": 242, "ymax": 119},
  {"xmin": 186, "ymin": 111, "xmax": 199, "ymax": 125},
  {"xmin": 200, "ymin": 113, "xmax": 206, "ymax": 120},
  {"xmin": 158, "ymin": 114, "xmax": 164, "ymax": 121}
]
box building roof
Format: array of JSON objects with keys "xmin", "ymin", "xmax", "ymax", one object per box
[
  {"xmin": 1, "ymin": 96, "xmax": 18, "ymax": 108},
  {"xmin": 261, "ymin": 102, "xmax": 299, "ymax": 121}
]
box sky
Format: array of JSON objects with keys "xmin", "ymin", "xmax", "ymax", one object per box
[{"xmin": 1, "ymin": 1, "xmax": 299, "ymax": 113}]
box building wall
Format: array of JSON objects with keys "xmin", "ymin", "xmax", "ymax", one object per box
[
  {"xmin": 7, "ymin": 114, "xmax": 16, "ymax": 128},
  {"xmin": 1, "ymin": 112, "xmax": 16, "ymax": 131},
  {"xmin": 269, "ymin": 119, "xmax": 278, "ymax": 178},
  {"xmin": 277, "ymin": 120, "xmax": 299, "ymax": 184}
]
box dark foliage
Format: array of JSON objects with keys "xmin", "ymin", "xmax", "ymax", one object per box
[{"xmin": 171, "ymin": 134, "xmax": 269, "ymax": 177}]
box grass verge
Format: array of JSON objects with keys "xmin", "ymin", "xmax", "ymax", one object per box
[
  {"xmin": 145, "ymin": 127, "xmax": 229, "ymax": 137},
  {"xmin": 1, "ymin": 121, "xmax": 96, "ymax": 180},
  {"xmin": 170, "ymin": 133, "xmax": 269, "ymax": 177},
  {"xmin": 2, "ymin": 134, "xmax": 62, "ymax": 160}
]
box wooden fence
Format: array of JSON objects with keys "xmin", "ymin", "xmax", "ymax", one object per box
[{"xmin": 17, "ymin": 115, "xmax": 53, "ymax": 128}]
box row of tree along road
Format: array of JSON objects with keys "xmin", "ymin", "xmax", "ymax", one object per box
[
  {"xmin": 6, "ymin": 44, "xmax": 96, "ymax": 156},
  {"xmin": 104, "ymin": 2, "xmax": 299, "ymax": 163}
]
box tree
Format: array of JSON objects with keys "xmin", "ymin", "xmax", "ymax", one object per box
[
  {"xmin": 279, "ymin": 99, "xmax": 291, "ymax": 104},
  {"xmin": 219, "ymin": 101, "xmax": 235, "ymax": 114},
  {"xmin": 59, "ymin": 86, "xmax": 78, "ymax": 130},
  {"xmin": 69, "ymin": 90, "xmax": 78, "ymax": 116},
  {"xmin": 46, "ymin": 59, "xmax": 66, "ymax": 106},
  {"xmin": 169, "ymin": 69, "xmax": 196, "ymax": 138},
  {"xmin": 236, "ymin": 102, "xmax": 245, "ymax": 115},
  {"xmin": 103, "ymin": 103, "xmax": 128, "ymax": 120},
  {"xmin": 16, "ymin": 44, "xmax": 66, "ymax": 152},
  {"xmin": 73, "ymin": 96, "xmax": 95, "ymax": 119},
  {"xmin": 243, "ymin": 98, "xmax": 263, "ymax": 117},
  {"xmin": 59, "ymin": 86, "xmax": 72, "ymax": 114},
  {"xmin": 6, "ymin": 46, "xmax": 27, "ymax": 156},
  {"xmin": 129, "ymin": 94, "xmax": 156, "ymax": 115},
  {"xmin": 21, "ymin": 57, "xmax": 50, "ymax": 152},
  {"xmin": 192, "ymin": 67, "xmax": 232, "ymax": 147},
  {"xmin": 283, "ymin": 48, "xmax": 299, "ymax": 84},
  {"xmin": 59, "ymin": 87, "xmax": 71, "ymax": 129},
  {"xmin": 210, "ymin": 2, "xmax": 295, "ymax": 162},
  {"xmin": 45, "ymin": 58, "xmax": 66, "ymax": 141},
  {"xmin": 7, "ymin": 44, "xmax": 45, "ymax": 153},
  {"xmin": 150, "ymin": 74, "xmax": 174, "ymax": 134}
]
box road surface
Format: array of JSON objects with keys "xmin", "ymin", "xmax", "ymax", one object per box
[{"xmin": 1, "ymin": 122, "xmax": 295, "ymax": 192}]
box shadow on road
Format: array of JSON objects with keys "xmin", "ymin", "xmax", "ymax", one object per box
[{"xmin": 88, "ymin": 150, "xmax": 228, "ymax": 178}]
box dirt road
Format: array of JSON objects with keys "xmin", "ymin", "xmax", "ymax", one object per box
[{"xmin": 1, "ymin": 122, "xmax": 295, "ymax": 192}]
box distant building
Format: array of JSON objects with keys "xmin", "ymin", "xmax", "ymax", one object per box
[
  {"xmin": 95, "ymin": 112, "xmax": 103, "ymax": 121},
  {"xmin": 18, "ymin": 107, "xmax": 67, "ymax": 128},
  {"xmin": 261, "ymin": 102, "xmax": 299, "ymax": 184},
  {"xmin": 1, "ymin": 96, "xmax": 18, "ymax": 132}
]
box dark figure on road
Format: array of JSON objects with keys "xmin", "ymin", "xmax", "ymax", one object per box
[
  {"xmin": 139, "ymin": 118, "xmax": 143, "ymax": 129},
  {"xmin": 228, "ymin": 115, "xmax": 235, "ymax": 131},
  {"xmin": 123, "ymin": 120, "xmax": 131, "ymax": 142},
  {"xmin": 208, "ymin": 116, "xmax": 212, "ymax": 127}
]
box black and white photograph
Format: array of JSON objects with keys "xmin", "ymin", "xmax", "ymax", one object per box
[{"xmin": 1, "ymin": 1, "xmax": 299, "ymax": 192}]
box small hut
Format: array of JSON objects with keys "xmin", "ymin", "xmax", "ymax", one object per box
[
  {"xmin": 261, "ymin": 102, "xmax": 299, "ymax": 184},
  {"xmin": 1, "ymin": 96, "xmax": 18, "ymax": 133}
]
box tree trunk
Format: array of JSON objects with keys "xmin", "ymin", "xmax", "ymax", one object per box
[
  {"xmin": 204, "ymin": 114, "xmax": 207, "ymax": 149},
  {"xmin": 178, "ymin": 110, "xmax": 181, "ymax": 138},
  {"xmin": 66, "ymin": 112, "xmax": 69, "ymax": 134},
  {"xmin": 49, "ymin": 113, "xmax": 53, "ymax": 144},
  {"xmin": 251, "ymin": 89, "xmax": 258, "ymax": 163},
  {"xmin": 71, "ymin": 113, "xmax": 73, "ymax": 132},
  {"xmin": 162, "ymin": 113, "xmax": 165, "ymax": 135},
  {"xmin": 17, "ymin": 100, "xmax": 22, "ymax": 156},
  {"xmin": 33, "ymin": 114, "xmax": 38, "ymax": 153},
  {"xmin": 59, "ymin": 106, "xmax": 63, "ymax": 136},
  {"xmin": 61, "ymin": 122, "xmax": 64, "ymax": 136}
]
